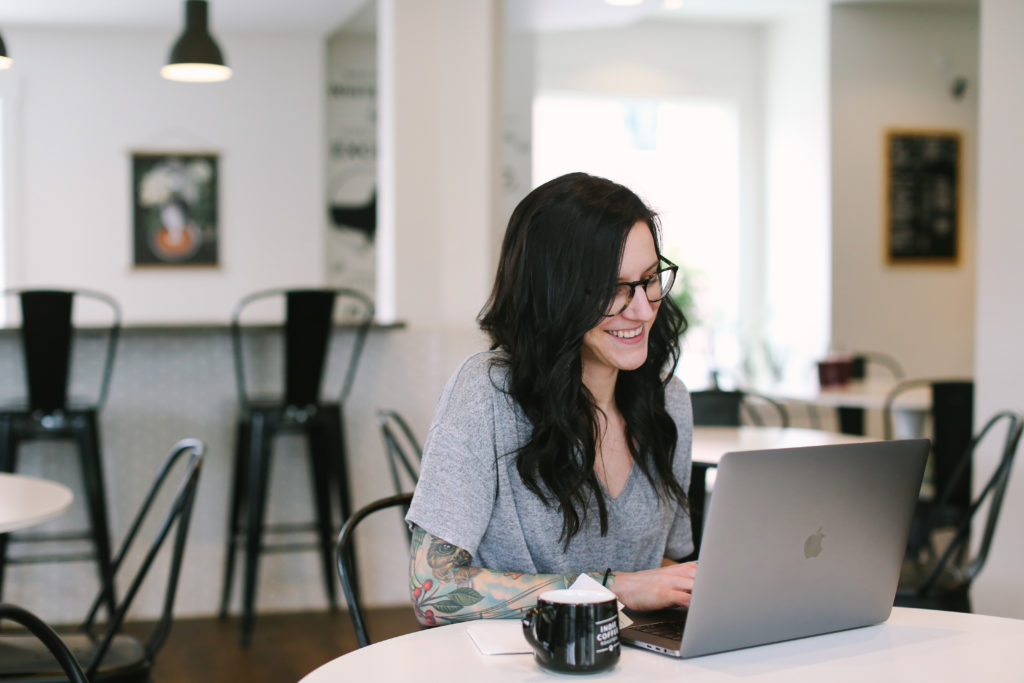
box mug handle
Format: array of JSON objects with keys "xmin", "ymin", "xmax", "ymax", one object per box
[{"xmin": 522, "ymin": 605, "xmax": 554, "ymax": 658}]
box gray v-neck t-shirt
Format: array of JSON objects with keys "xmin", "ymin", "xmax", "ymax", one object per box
[{"xmin": 406, "ymin": 351, "xmax": 694, "ymax": 574}]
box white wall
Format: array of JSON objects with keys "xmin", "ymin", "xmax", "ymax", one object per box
[
  {"xmin": 763, "ymin": 5, "xmax": 831, "ymax": 380},
  {"xmin": 378, "ymin": 0, "xmax": 501, "ymax": 329},
  {"xmin": 830, "ymin": 5, "xmax": 978, "ymax": 378},
  {"xmin": 974, "ymin": 0, "xmax": 1024, "ymax": 619},
  {"xmin": 1, "ymin": 27, "xmax": 326, "ymax": 324}
]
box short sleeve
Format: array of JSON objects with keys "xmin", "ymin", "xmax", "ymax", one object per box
[{"xmin": 405, "ymin": 354, "xmax": 504, "ymax": 558}]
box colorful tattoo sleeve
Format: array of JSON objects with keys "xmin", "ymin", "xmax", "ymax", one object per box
[{"xmin": 408, "ymin": 526, "xmax": 606, "ymax": 626}]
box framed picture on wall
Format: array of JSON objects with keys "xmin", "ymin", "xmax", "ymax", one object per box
[
  {"xmin": 884, "ymin": 129, "xmax": 961, "ymax": 264},
  {"xmin": 131, "ymin": 151, "xmax": 219, "ymax": 267}
]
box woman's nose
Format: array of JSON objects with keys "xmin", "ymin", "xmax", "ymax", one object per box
[{"xmin": 623, "ymin": 290, "xmax": 656, "ymax": 320}]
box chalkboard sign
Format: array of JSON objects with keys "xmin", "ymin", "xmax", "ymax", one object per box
[{"xmin": 885, "ymin": 130, "xmax": 961, "ymax": 263}]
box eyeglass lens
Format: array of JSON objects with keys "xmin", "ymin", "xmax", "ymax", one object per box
[{"xmin": 607, "ymin": 267, "xmax": 676, "ymax": 316}]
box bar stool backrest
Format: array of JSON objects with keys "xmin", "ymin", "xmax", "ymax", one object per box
[
  {"xmin": 2, "ymin": 288, "xmax": 121, "ymax": 414},
  {"xmin": 230, "ymin": 288, "xmax": 374, "ymax": 411},
  {"xmin": 884, "ymin": 378, "xmax": 975, "ymax": 510}
]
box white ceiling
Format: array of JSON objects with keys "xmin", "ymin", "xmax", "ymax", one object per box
[
  {"xmin": 1, "ymin": 0, "xmax": 368, "ymax": 33},
  {"xmin": 0, "ymin": 0, "xmax": 978, "ymax": 35}
]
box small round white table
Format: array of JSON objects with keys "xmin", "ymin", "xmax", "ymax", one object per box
[
  {"xmin": 0, "ymin": 472, "xmax": 74, "ymax": 534},
  {"xmin": 300, "ymin": 608, "xmax": 1024, "ymax": 682}
]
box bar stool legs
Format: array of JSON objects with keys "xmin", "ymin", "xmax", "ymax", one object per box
[
  {"xmin": 218, "ymin": 420, "xmax": 249, "ymax": 620},
  {"xmin": 220, "ymin": 406, "xmax": 353, "ymax": 647},
  {"xmin": 308, "ymin": 416, "xmax": 341, "ymax": 613},
  {"xmin": 0, "ymin": 411, "xmax": 117, "ymax": 617},
  {"xmin": 70, "ymin": 412, "xmax": 117, "ymax": 618}
]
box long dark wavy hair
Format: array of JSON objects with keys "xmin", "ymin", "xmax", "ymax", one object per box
[{"xmin": 478, "ymin": 172, "xmax": 689, "ymax": 546}]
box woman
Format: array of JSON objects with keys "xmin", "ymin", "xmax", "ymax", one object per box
[{"xmin": 405, "ymin": 172, "xmax": 696, "ymax": 626}]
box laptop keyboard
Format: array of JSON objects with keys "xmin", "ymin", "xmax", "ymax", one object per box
[{"xmin": 633, "ymin": 620, "xmax": 684, "ymax": 641}]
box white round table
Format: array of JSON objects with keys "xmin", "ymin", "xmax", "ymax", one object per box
[
  {"xmin": 692, "ymin": 426, "xmax": 875, "ymax": 467},
  {"xmin": 300, "ymin": 608, "xmax": 1024, "ymax": 682},
  {"xmin": 0, "ymin": 472, "xmax": 74, "ymax": 533}
]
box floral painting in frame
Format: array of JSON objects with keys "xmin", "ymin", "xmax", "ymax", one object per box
[{"xmin": 132, "ymin": 152, "xmax": 219, "ymax": 266}]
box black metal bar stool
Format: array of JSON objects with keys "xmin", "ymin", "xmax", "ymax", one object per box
[
  {"xmin": 218, "ymin": 288, "xmax": 373, "ymax": 647},
  {"xmin": 0, "ymin": 288, "xmax": 121, "ymax": 616}
]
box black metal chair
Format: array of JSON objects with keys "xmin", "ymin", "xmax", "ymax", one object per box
[
  {"xmin": 687, "ymin": 389, "xmax": 789, "ymax": 554},
  {"xmin": 883, "ymin": 379, "xmax": 974, "ymax": 560},
  {"xmin": 0, "ymin": 603, "xmax": 89, "ymax": 683},
  {"xmin": 0, "ymin": 438, "xmax": 204, "ymax": 682},
  {"xmin": 895, "ymin": 411, "xmax": 1022, "ymax": 612},
  {"xmin": 336, "ymin": 492, "xmax": 414, "ymax": 648},
  {"xmin": 690, "ymin": 389, "xmax": 790, "ymax": 429},
  {"xmin": 0, "ymin": 288, "xmax": 121, "ymax": 615},
  {"xmin": 219, "ymin": 288, "xmax": 374, "ymax": 647},
  {"xmin": 836, "ymin": 351, "xmax": 905, "ymax": 434},
  {"xmin": 376, "ymin": 410, "xmax": 421, "ymax": 493}
]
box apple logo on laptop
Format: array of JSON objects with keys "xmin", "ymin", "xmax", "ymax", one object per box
[{"xmin": 804, "ymin": 526, "xmax": 825, "ymax": 558}]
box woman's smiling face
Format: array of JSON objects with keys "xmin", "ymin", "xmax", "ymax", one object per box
[{"xmin": 580, "ymin": 221, "xmax": 662, "ymax": 381}]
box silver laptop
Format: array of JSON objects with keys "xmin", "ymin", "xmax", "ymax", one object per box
[{"xmin": 620, "ymin": 438, "xmax": 928, "ymax": 658}]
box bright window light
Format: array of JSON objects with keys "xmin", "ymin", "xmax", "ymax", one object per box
[{"xmin": 533, "ymin": 93, "xmax": 741, "ymax": 388}]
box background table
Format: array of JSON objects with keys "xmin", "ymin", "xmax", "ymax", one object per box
[
  {"xmin": 0, "ymin": 472, "xmax": 74, "ymax": 534},
  {"xmin": 300, "ymin": 608, "xmax": 1024, "ymax": 682},
  {"xmin": 692, "ymin": 425, "xmax": 875, "ymax": 467},
  {"xmin": 759, "ymin": 378, "xmax": 930, "ymax": 412},
  {"xmin": 758, "ymin": 378, "xmax": 931, "ymax": 436}
]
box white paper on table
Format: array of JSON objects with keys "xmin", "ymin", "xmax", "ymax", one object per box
[{"xmin": 466, "ymin": 620, "xmax": 532, "ymax": 655}]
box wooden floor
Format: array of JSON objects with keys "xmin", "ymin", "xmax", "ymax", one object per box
[{"xmin": 126, "ymin": 606, "xmax": 422, "ymax": 682}]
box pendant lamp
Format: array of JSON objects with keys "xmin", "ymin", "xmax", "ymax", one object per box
[
  {"xmin": 161, "ymin": 0, "xmax": 231, "ymax": 82},
  {"xmin": 0, "ymin": 30, "xmax": 12, "ymax": 70}
]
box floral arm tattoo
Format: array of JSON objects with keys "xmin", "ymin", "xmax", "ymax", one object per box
[{"xmin": 408, "ymin": 525, "xmax": 608, "ymax": 626}]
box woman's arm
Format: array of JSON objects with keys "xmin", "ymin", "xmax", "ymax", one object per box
[
  {"xmin": 409, "ymin": 526, "xmax": 602, "ymax": 625},
  {"xmin": 409, "ymin": 527, "xmax": 698, "ymax": 626}
]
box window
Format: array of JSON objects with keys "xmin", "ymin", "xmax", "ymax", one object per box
[{"xmin": 533, "ymin": 93, "xmax": 741, "ymax": 387}]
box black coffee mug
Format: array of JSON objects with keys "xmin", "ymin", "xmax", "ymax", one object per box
[{"xmin": 522, "ymin": 588, "xmax": 620, "ymax": 674}]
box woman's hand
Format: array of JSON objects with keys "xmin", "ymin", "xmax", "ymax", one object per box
[{"xmin": 609, "ymin": 561, "xmax": 698, "ymax": 610}]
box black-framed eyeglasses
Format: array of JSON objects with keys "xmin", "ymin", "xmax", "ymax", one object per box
[{"xmin": 602, "ymin": 256, "xmax": 678, "ymax": 317}]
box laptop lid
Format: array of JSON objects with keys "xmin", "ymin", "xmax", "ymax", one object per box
[{"xmin": 622, "ymin": 438, "xmax": 928, "ymax": 658}]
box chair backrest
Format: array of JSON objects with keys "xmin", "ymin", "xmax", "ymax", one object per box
[
  {"xmin": 1, "ymin": 288, "xmax": 121, "ymax": 413},
  {"xmin": 914, "ymin": 411, "xmax": 1022, "ymax": 596},
  {"xmin": 230, "ymin": 288, "xmax": 374, "ymax": 410},
  {"xmin": 850, "ymin": 351, "xmax": 905, "ymax": 380},
  {"xmin": 0, "ymin": 603, "xmax": 89, "ymax": 683},
  {"xmin": 78, "ymin": 438, "xmax": 205, "ymax": 678},
  {"xmin": 376, "ymin": 409, "xmax": 422, "ymax": 497},
  {"xmin": 883, "ymin": 378, "xmax": 974, "ymax": 510},
  {"xmin": 690, "ymin": 389, "xmax": 789, "ymax": 428},
  {"xmin": 336, "ymin": 492, "xmax": 414, "ymax": 648}
]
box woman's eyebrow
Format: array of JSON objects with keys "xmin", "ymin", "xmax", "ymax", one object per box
[{"xmin": 617, "ymin": 260, "xmax": 661, "ymax": 282}]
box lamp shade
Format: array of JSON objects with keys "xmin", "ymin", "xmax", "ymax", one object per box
[
  {"xmin": 161, "ymin": 0, "xmax": 231, "ymax": 82},
  {"xmin": 0, "ymin": 30, "xmax": 12, "ymax": 70}
]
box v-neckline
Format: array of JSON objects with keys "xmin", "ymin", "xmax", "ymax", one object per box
[{"xmin": 598, "ymin": 460, "xmax": 636, "ymax": 501}]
